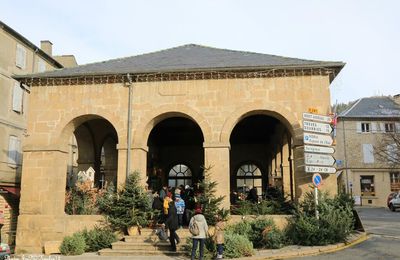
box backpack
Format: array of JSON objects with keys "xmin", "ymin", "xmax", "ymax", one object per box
[{"xmin": 189, "ymin": 219, "xmax": 200, "ymax": 236}]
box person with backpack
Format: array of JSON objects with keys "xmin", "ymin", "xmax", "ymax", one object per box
[
  {"xmin": 189, "ymin": 206, "xmax": 208, "ymax": 260},
  {"xmin": 174, "ymin": 194, "xmax": 185, "ymax": 229}
]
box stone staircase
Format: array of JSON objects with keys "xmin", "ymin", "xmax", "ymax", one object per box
[{"xmin": 99, "ymin": 228, "xmax": 191, "ymax": 256}]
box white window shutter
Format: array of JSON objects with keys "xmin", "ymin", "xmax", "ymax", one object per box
[
  {"xmin": 380, "ymin": 123, "xmax": 385, "ymax": 133},
  {"xmin": 396, "ymin": 123, "xmax": 400, "ymax": 133},
  {"xmin": 363, "ymin": 144, "xmax": 374, "ymax": 164},
  {"xmin": 16, "ymin": 44, "xmax": 26, "ymax": 69},
  {"xmin": 12, "ymin": 83, "xmax": 23, "ymax": 112},
  {"xmin": 356, "ymin": 122, "xmax": 362, "ymax": 133},
  {"xmin": 8, "ymin": 136, "xmax": 18, "ymax": 166},
  {"xmin": 371, "ymin": 122, "xmax": 378, "ymax": 133}
]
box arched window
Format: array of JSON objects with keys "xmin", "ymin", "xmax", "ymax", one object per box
[
  {"xmin": 236, "ymin": 163, "xmax": 262, "ymax": 197},
  {"xmin": 168, "ymin": 164, "xmax": 192, "ymax": 188}
]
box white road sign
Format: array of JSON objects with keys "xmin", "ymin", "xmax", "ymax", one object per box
[
  {"xmin": 305, "ymin": 153, "xmax": 335, "ymax": 166},
  {"xmin": 303, "ymin": 121, "xmax": 333, "ymax": 134},
  {"xmin": 304, "ymin": 145, "xmax": 335, "ymax": 154},
  {"xmin": 302, "ymin": 113, "xmax": 332, "ymax": 123},
  {"xmin": 303, "ymin": 133, "xmax": 333, "ymax": 146},
  {"xmin": 305, "ymin": 165, "xmax": 336, "ymax": 174}
]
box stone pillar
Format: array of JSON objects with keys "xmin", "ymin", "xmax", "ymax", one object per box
[
  {"xmin": 131, "ymin": 146, "xmax": 148, "ymax": 187},
  {"xmin": 281, "ymin": 143, "xmax": 291, "ymax": 196},
  {"xmin": 204, "ymin": 143, "xmax": 230, "ymax": 209},
  {"xmin": 116, "ymin": 146, "xmax": 127, "ymax": 186}
]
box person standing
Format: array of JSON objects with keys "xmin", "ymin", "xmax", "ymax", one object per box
[
  {"xmin": 174, "ymin": 194, "xmax": 185, "ymax": 228},
  {"xmin": 164, "ymin": 200, "xmax": 180, "ymax": 252},
  {"xmin": 214, "ymin": 215, "xmax": 225, "ymax": 259},
  {"xmin": 189, "ymin": 207, "xmax": 208, "ymax": 260}
]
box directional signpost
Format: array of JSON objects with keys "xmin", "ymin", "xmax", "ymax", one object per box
[{"xmin": 303, "ymin": 111, "xmax": 336, "ymax": 219}]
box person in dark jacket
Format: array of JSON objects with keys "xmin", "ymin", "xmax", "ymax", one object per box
[
  {"xmin": 152, "ymin": 192, "xmax": 164, "ymax": 223},
  {"xmin": 247, "ymin": 186, "xmax": 258, "ymax": 203},
  {"xmin": 164, "ymin": 200, "xmax": 180, "ymax": 251}
]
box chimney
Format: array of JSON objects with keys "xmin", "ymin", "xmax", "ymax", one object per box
[{"xmin": 40, "ymin": 40, "xmax": 53, "ymax": 56}]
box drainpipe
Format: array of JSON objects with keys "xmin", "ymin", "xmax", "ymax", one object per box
[
  {"xmin": 342, "ymin": 120, "xmax": 350, "ymax": 194},
  {"xmin": 126, "ymin": 74, "xmax": 133, "ymax": 180}
]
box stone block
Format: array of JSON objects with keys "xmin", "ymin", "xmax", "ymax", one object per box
[{"xmin": 44, "ymin": 240, "xmax": 61, "ymax": 255}]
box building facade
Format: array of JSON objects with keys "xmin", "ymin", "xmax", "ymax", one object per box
[
  {"xmin": 14, "ymin": 44, "xmax": 343, "ymax": 252},
  {"xmin": 336, "ymin": 96, "xmax": 400, "ymax": 207},
  {"xmin": 0, "ymin": 20, "xmax": 77, "ymax": 247}
]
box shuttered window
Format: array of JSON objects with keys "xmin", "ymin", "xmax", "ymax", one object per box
[
  {"xmin": 8, "ymin": 136, "xmax": 21, "ymax": 167},
  {"xmin": 363, "ymin": 144, "xmax": 374, "ymax": 164},
  {"xmin": 16, "ymin": 44, "xmax": 26, "ymax": 69},
  {"xmin": 38, "ymin": 58, "xmax": 46, "ymax": 72},
  {"xmin": 12, "ymin": 83, "xmax": 23, "ymax": 113}
]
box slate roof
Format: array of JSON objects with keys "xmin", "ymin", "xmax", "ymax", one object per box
[
  {"xmin": 339, "ymin": 96, "xmax": 400, "ymax": 118},
  {"xmin": 14, "ymin": 44, "xmax": 344, "ymax": 79}
]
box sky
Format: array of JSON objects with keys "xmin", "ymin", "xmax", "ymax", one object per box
[{"xmin": 1, "ymin": 0, "xmax": 399, "ymax": 104}]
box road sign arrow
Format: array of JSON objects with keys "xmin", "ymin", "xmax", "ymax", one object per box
[
  {"xmin": 303, "ymin": 133, "xmax": 333, "ymax": 146},
  {"xmin": 302, "ymin": 113, "xmax": 332, "ymax": 123},
  {"xmin": 305, "ymin": 153, "xmax": 336, "ymax": 166},
  {"xmin": 303, "ymin": 121, "xmax": 333, "ymax": 134},
  {"xmin": 304, "ymin": 145, "xmax": 335, "ymax": 154},
  {"xmin": 305, "ymin": 165, "xmax": 336, "ymax": 174}
]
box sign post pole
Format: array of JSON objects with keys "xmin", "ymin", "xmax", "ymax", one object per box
[{"xmin": 314, "ymin": 187, "xmax": 319, "ymax": 220}]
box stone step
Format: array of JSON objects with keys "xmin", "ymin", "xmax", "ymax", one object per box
[
  {"xmin": 112, "ymin": 241, "xmax": 185, "ymax": 251},
  {"xmin": 99, "ymin": 248, "xmax": 186, "ymax": 256}
]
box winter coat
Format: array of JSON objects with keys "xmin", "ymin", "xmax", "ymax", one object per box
[
  {"xmin": 175, "ymin": 198, "xmax": 185, "ymax": 215},
  {"xmin": 214, "ymin": 221, "xmax": 225, "ymax": 244},
  {"xmin": 152, "ymin": 196, "xmax": 163, "ymax": 211},
  {"xmin": 165, "ymin": 201, "xmax": 179, "ymax": 230},
  {"xmin": 189, "ymin": 214, "xmax": 208, "ymax": 239}
]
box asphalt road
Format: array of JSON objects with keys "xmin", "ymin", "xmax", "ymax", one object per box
[{"xmin": 291, "ymin": 207, "xmax": 400, "ymax": 260}]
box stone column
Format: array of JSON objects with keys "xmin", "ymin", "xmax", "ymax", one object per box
[
  {"xmin": 116, "ymin": 145, "xmax": 127, "ymax": 186},
  {"xmin": 281, "ymin": 143, "xmax": 291, "ymax": 196},
  {"xmin": 131, "ymin": 146, "xmax": 148, "ymax": 187},
  {"xmin": 204, "ymin": 143, "xmax": 230, "ymax": 209}
]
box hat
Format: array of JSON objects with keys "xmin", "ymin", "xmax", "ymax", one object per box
[
  {"xmin": 185, "ymin": 185, "xmax": 190, "ymax": 189},
  {"xmin": 195, "ymin": 207, "xmax": 202, "ymax": 214}
]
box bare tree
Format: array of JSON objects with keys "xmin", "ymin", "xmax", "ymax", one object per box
[{"xmin": 374, "ymin": 131, "xmax": 400, "ymax": 167}]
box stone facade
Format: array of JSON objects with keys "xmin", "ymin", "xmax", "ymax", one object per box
[
  {"xmin": 336, "ymin": 115, "xmax": 400, "ymax": 207},
  {"xmin": 14, "ymin": 45, "xmax": 343, "ymax": 252}
]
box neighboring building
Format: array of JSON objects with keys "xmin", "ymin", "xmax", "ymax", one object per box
[
  {"xmin": 0, "ymin": 20, "xmax": 75, "ymax": 246},
  {"xmin": 14, "ymin": 44, "xmax": 344, "ymax": 252},
  {"xmin": 336, "ymin": 96, "xmax": 400, "ymax": 207}
]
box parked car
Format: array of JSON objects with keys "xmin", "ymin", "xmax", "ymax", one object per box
[
  {"xmin": 387, "ymin": 192, "xmax": 398, "ymax": 208},
  {"xmin": 0, "ymin": 243, "xmax": 10, "ymax": 260},
  {"xmin": 388, "ymin": 192, "xmax": 400, "ymax": 212}
]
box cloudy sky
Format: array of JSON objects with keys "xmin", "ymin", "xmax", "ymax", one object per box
[{"xmin": 1, "ymin": 0, "xmax": 399, "ymax": 104}]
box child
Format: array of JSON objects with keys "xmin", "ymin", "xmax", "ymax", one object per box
[
  {"xmin": 174, "ymin": 194, "xmax": 185, "ymax": 229},
  {"xmin": 214, "ymin": 215, "xmax": 225, "ymax": 259}
]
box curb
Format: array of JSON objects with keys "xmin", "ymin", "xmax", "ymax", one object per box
[{"xmin": 229, "ymin": 231, "xmax": 368, "ymax": 260}]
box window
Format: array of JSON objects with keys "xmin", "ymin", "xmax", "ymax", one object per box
[
  {"xmin": 37, "ymin": 58, "xmax": 46, "ymax": 73},
  {"xmin": 360, "ymin": 176, "xmax": 375, "ymax": 196},
  {"xmin": 361, "ymin": 123, "xmax": 370, "ymax": 133},
  {"xmin": 385, "ymin": 123, "xmax": 395, "ymax": 133},
  {"xmin": 362, "ymin": 144, "xmax": 374, "ymax": 163},
  {"xmin": 8, "ymin": 136, "xmax": 21, "ymax": 168},
  {"xmin": 236, "ymin": 164, "xmax": 262, "ymax": 198},
  {"xmin": 16, "ymin": 44, "xmax": 26, "ymax": 69},
  {"xmin": 12, "ymin": 83, "xmax": 23, "ymax": 113},
  {"xmin": 390, "ymin": 172, "xmax": 400, "ymax": 192},
  {"xmin": 387, "ymin": 144, "xmax": 398, "ymax": 163},
  {"xmin": 168, "ymin": 164, "xmax": 192, "ymax": 188}
]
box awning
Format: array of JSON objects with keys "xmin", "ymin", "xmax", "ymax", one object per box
[{"xmin": 0, "ymin": 187, "xmax": 20, "ymax": 196}]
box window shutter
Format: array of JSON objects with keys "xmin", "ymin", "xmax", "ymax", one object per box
[
  {"xmin": 396, "ymin": 123, "xmax": 400, "ymax": 133},
  {"xmin": 8, "ymin": 136, "xmax": 18, "ymax": 166},
  {"xmin": 16, "ymin": 44, "xmax": 26, "ymax": 69},
  {"xmin": 356, "ymin": 122, "xmax": 362, "ymax": 133},
  {"xmin": 380, "ymin": 123, "xmax": 385, "ymax": 133},
  {"xmin": 12, "ymin": 83, "xmax": 23, "ymax": 113},
  {"xmin": 38, "ymin": 58, "xmax": 46, "ymax": 72},
  {"xmin": 371, "ymin": 122, "xmax": 378, "ymax": 133},
  {"xmin": 363, "ymin": 144, "xmax": 374, "ymax": 164}
]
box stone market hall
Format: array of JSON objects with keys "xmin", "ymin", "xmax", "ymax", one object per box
[{"xmin": 14, "ymin": 44, "xmax": 344, "ymax": 252}]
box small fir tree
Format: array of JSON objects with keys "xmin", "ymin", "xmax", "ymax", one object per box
[
  {"xmin": 98, "ymin": 171, "xmax": 154, "ymax": 233},
  {"xmin": 194, "ymin": 166, "xmax": 228, "ymax": 225}
]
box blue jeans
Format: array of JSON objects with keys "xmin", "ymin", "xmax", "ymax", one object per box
[
  {"xmin": 217, "ymin": 243, "xmax": 224, "ymax": 255},
  {"xmin": 191, "ymin": 238, "xmax": 205, "ymax": 260}
]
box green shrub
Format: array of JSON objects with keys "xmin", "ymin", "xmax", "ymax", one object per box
[
  {"xmin": 262, "ymin": 228, "xmax": 286, "ymax": 249},
  {"xmin": 59, "ymin": 233, "xmax": 86, "ymax": 255},
  {"xmin": 248, "ymin": 219, "xmax": 275, "ymax": 248},
  {"xmin": 286, "ymin": 191, "xmax": 354, "ymax": 246},
  {"xmin": 225, "ymin": 220, "xmax": 252, "ymax": 237},
  {"xmin": 81, "ymin": 226, "xmax": 117, "ymax": 252},
  {"xmin": 224, "ymin": 233, "xmax": 254, "ymax": 258}
]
